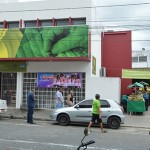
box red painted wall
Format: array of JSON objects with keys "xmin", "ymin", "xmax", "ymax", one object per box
[{"xmin": 101, "ymin": 31, "xmax": 132, "ymax": 95}]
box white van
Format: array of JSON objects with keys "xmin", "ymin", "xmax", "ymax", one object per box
[{"xmin": 0, "ymin": 99, "xmax": 7, "ymax": 113}]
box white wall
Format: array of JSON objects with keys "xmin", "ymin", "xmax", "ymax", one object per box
[
  {"xmin": 27, "ymin": 61, "xmax": 91, "ymax": 78},
  {"xmin": 0, "ymin": 0, "xmax": 92, "ymax": 21},
  {"xmin": 90, "ymin": 1, "xmax": 101, "ymax": 77},
  {"xmin": 86, "ymin": 77, "xmax": 121, "ymax": 103},
  {"xmin": 27, "ymin": 62, "xmax": 121, "ymax": 103},
  {"xmin": 132, "ymin": 62, "xmax": 148, "ymax": 68},
  {"xmin": 132, "ymin": 50, "xmax": 150, "ymax": 68}
]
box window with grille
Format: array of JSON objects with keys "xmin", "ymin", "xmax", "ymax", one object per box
[{"xmin": 22, "ymin": 72, "xmax": 85, "ymax": 109}]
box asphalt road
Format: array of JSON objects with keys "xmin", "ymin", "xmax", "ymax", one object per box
[{"xmin": 0, "ymin": 118, "xmax": 149, "ymax": 150}]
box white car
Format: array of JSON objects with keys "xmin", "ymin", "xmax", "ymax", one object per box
[
  {"xmin": 0, "ymin": 99, "xmax": 7, "ymax": 113},
  {"xmin": 50, "ymin": 98, "xmax": 125, "ymax": 129}
]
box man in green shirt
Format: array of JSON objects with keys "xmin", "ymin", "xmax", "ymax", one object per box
[{"xmin": 88, "ymin": 94, "xmax": 107, "ymax": 133}]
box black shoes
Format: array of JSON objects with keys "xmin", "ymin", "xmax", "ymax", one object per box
[{"xmin": 30, "ymin": 122, "xmax": 36, "ymax": 124}]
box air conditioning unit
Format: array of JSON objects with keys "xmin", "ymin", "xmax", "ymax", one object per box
[{"xmin": 100, "ymin": 67, "xmax": 106, "ymax": 77}]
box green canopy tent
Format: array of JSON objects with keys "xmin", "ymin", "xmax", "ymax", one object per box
[
  {"xmin": 127, "ymin": 82, "xmax": 144, "ymax": 94},
  {"xmin": 127, "ymin": 82, "xmax": 144, "ymax": 89},
  {"xmin": 139, "ymin": 81, "xmax": 149, "ymax": 86}
]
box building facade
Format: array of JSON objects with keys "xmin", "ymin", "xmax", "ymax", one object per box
[
  {"xmin": 132, "ymin": 50, "xmax": 150, "ymax": 68},
  {"xmin": 101, "ymin": 31, "xmax": 132, "ymax": 95},
  {"xmin": 0, "ymin": 0, "xmax": 121, "ymax": 109}
]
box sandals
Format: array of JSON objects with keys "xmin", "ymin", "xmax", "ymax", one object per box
[{"xmin": 102, "ymin": 130, "xmax": 107, "ymax": 133}]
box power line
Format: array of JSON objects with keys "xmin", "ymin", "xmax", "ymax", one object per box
[{"xmin": 0, "ymin": 2, "xmax": 150, "ymax": 13}]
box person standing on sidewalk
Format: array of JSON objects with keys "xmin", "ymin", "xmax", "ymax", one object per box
[
  {"xmin": 67, "ymin": 88, "xmax": 74, "ymax": 107},
  {"xmin": 56, "ymin": 87, "xmax": 64, "ymax": 109},
  {"xmin": 143, "ymin": 91, "xmax": 149, "ymax": 111},
  {"xmin": 27, "ymin": 89, "xmax": 36, "ymax": 124},
  {"xmin": 88, "ymin": 94, "xmax": 107, "ymax": 133}
]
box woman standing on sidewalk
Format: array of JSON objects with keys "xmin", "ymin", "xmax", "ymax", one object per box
[{"xmin": 67, "ymin": 88, "xmax": 74, "ymax": 107}]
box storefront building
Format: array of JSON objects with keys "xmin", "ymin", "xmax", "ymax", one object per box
[{"xmin": 0, "ymin": 0, "xmax": 121, "ymax": 109}]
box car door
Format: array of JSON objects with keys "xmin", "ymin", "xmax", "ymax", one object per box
[
  {"xmin": 100, "ymin": 99, "xmax": 112, "ymax": 123},
  {"xmin": 71, "ymin": 99, "xmax": 93, "ymax": 123}
]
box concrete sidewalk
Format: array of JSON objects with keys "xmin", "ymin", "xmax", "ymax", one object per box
[{"xmin": 0, "ymin": 107, "xmax": 150, "ymax": 129}]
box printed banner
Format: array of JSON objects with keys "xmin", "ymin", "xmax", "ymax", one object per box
[
  {"xmin": 37, "ymin": 73, "xmax": 82, "ymax": 88},
  {"xmin": 122, "ymin": 69, "xmax": 150, "ymax": 79},
  {"xmin": 0, "ymin": 25, "xmax": 89, "ymax": 59}
]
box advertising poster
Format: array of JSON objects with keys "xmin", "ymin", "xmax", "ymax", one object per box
[
  {"xmin": 0, "ymin": 25, "xmax": 88, "ymax": 59},
  {"xmin": 92, "ymin": 56, "xmax": 96, "ymax": 75},
  {"xmin": 37, "ymin": 73, "xmax": 82, "ymax": 88}
]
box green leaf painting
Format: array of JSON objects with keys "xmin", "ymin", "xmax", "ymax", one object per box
[{"xmin": 15, "ymin": 25, "xmax": 89, "ymax": 58}]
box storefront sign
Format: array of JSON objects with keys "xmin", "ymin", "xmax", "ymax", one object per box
[
  {"xmin": 0, "ymin": 62, "xmax": 27, "ymax": 72},
  {"xmin": 37, "ymin": 73, "xmax": 82, "ymax": 88},
  {"xmin": 122, "ymin": 69, "xmax": 150, "ymax": 79}
]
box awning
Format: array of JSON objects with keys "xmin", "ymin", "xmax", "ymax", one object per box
[{"xmin": 122, "ymin": 69, "xmax": 150, "ymax": 79}]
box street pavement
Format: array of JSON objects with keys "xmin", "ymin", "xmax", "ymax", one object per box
[{"xmin": 0, "ymin": 106, "xmax": 150, "ymax": 129}]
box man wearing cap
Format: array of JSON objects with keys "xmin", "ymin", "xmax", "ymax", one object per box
[
  {"xmin": 27, "ymin": 89, "xmax": 36, "ymax": 124},
  {"xmin": 88, "ymin": 94, "xmax": 107, "ymax": 133}
]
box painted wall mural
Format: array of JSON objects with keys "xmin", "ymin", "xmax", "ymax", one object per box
[{"xmin": 0, "ymin": 25, "xmax": 89, "ymax": 59}]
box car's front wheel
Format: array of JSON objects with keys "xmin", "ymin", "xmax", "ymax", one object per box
[
  {"xmin": 108, "ymin": 117, "xmax": 120, "ymax": 129},
  {"xmin": 57, "ymin": 114, "xmax": 70, "ymax": 126}
]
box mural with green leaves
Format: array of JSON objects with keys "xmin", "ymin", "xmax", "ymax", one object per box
[{"xmin": 0, "ymin": 25, "xmax": 89, "ymax": 59}]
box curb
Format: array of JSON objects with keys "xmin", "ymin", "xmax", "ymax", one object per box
[
  {"xmin": 0, "ymin": 115, "xmax": 51, "ymax": 121},
  {"xmin": 0, "ymin": 115, "xmax": 150, "ymax": 129}
]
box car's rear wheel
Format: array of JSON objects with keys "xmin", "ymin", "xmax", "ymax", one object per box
[
  {"xmin": 108, "ymin": 117, "xmax": 120, "ymax": 129},
  {"xmin": 57, "ymin": 114, "xmax": 70, "ymax": 126}
]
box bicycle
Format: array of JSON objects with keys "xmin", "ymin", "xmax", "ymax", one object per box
[{"xmin": 77, "ymin": 128, "xmax": 95, "ymax": 150}]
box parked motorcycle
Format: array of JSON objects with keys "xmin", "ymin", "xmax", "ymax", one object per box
[{"xmin": 77, "ymin": 128, "xmax": 95, "ymax": 150}]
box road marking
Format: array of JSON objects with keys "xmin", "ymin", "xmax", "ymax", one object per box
[{"xmin": 0, "ymin": 138, "xmax": 121, "ymax": 150}]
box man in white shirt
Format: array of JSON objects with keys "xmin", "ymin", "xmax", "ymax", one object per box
[{"xmin": 56, "ymin": 87, "xmax": 64, "ymax": 109}]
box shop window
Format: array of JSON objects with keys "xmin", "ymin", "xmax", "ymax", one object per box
[
  {"xmin": 72, "ymin": 18, "xmax": 86, "ymax": 25},
  {"xmin": 25, "ymin": 20, "xmax": 36, "ymax": 28},
  {"xmin": 22, "ymin": 72, "xmax": 85, "ymax": 109},
  {"xmin": 7, "ymin": 21, "xmax": 19, "ymax": 28}
]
